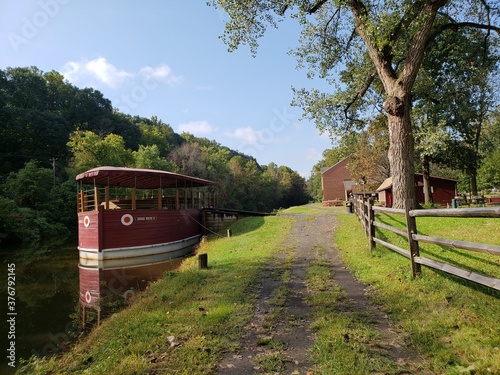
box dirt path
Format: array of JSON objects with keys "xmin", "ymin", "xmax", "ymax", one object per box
[{"xmin": 217, "ymin": 209, "xmax": 414, "ymax": 374}]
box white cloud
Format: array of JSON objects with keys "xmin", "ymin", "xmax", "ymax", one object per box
[
  {"xmin": 178, "ymin": 120, "xmax": 216, "ymax": 135},
  {"xmin": 225, "ymin": 127, "xmax": 262, "ymax": 144},
  {"xmin": 61, "ymin": 57, "xmax": 133, "ymax": 88},
  {"xmin": 61, "ymin": 58, "xmax": 182, "ymax": 89},
  {"xmin": 139, "ymin": 64, "xmax": 182, "ymax": 85}
]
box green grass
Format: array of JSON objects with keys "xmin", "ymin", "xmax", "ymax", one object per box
[
  {"xmin": 18, "ymin": 215, "xmax": 294, "ymax": 375},
  {"xmin": 336, "ymin": 207, "xmax": 500, "ymax": 374},
  {"xmin": 304, "ymin": 238, "xmax": 404, "ymax": 374},
  {"xmin": 253, "ymin": 351, "xmax": 287, "ymax": 373},
  {"xmin": 278, "ymin": 204, "xmax": 335, "ymax": 215},
  {"xmin": 375, "ymin": 212, "xmax": 500, "ymax": 278},
  {"xmin": 19, "ymin": 204, "xmax": 500, "ymax": 375}
]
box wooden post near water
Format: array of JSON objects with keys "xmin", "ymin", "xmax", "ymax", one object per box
[{"xmin": 198, "ymin": 253, "xmax": 208, "ymax": 269}]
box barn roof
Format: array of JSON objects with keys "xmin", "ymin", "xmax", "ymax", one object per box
[
  {"xmin": 376, "ymin": 177, "xmax": 393, "ymax": 192},
  {"xmin": 76, "ymin": 166, "xmax": 214, "ymax": 189}
]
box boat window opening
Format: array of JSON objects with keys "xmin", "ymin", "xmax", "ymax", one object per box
[
  {"xmin": 76, "ymin": 167, "xmax": 216, "ymax": 212},
  {"xmin": 77, "ymin": 185, "xmax": 215, "ymax": 212}
]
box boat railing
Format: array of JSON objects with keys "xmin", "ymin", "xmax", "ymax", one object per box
[{"xmin": 77, "ymin": 186, "xmax": 217, "ymax": 212}]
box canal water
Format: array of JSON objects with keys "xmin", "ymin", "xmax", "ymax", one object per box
[
  {"xmin": 1, "ymin": 246, "xmax": 79, "ymax": 375},
  {"xmin": 1, "ymin": 245, "xmax": 190, "ymax": 374}
]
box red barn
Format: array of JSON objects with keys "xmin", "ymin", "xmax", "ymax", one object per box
[
  {"xmin": 321, "ymin": 157, "xmax": 353, "ymax": 201},
  {"xmin": 377, "ymin": 174, "xmax": 458, "ymax": 207}
]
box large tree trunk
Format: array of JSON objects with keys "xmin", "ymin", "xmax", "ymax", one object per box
[
  {"xmin": 348, "ymin": 0, "xmax": 441, "ymax": 208},
  {"xmin": 385, "ymin": 93, "xmax": 416, "ymax": 209},
  {"xmin": 470, "ymin": 171, "xmax": 479, "ymax": 197}
]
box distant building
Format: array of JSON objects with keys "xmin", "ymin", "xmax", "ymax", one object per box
[
  {"xmin": 320, "ymin": 157, "xmax": 354, "ymax": 201},
  {"xmin": 376, "ymin": 174, "xmax": 458, "ymax": 207}
]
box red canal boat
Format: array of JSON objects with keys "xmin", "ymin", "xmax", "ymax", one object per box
[{"xmin": 76, "ymin": 166, "xmax": 215, "ymax": 311}]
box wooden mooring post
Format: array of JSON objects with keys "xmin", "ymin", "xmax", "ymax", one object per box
[{"xmin": 198, "ymin": 253, "xmax": 208, "ymax": 269}]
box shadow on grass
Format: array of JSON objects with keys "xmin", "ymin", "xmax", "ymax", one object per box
[
  {"xmin": 419, "ymin": 241, "xmax": 500, "ymax": 269},
  {"xmin": 423, "ymin": 266, "xmax": 500, "ymax": 299}
]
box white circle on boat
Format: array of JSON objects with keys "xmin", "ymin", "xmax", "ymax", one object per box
[
  {"xmin": 123, "ymin": 289, "xmax": 135, "ymax": 301},
  {"xmin": 121, "ymin": 214, "xmax": 134, "ymax": 226},
  {"xmin": 85, "ymin": 291, "xmax": 92, "ymax": 303},
  {"xmin": 83, "ymin": 216, "xmax": 90, "ymax": 227}
]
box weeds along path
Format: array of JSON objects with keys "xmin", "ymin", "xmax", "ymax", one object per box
[{"xmin": 217, "ymin": 208, "xmax": 417, "ymax": 374}]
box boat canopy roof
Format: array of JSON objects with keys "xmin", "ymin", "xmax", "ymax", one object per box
[{"xmin": 76, "ymin": 166, "xmax": 214, "ymax": 189}]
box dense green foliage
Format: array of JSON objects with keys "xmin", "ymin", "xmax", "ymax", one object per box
[{"xmin": 0, "ymin": 66, "xmax": 310, "ymax": 251}]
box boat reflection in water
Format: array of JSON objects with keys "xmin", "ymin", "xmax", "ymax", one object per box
[{"xmin": 76, "ymin": 166, "xmax": 215, "ymax": 321}]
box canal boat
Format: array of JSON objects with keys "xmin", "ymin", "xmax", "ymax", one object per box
[{"xmin": 76, "ymin": 166, "xmax": 215, "ymax": 310}]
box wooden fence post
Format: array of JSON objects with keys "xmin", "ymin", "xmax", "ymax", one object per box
[
  {"xmin": 358, "ymin": 196, "xmax": 363, "ymax": 223},
  {"xmin": 363, "ymin": 197, "xmax": 370, "ymax": 236},
  {"xmin": 368, "ymin": 198, "xmax": 375, "ymax": 252},
  {"xmin": 94, "ymin": 186, "xmax": 100, "ymax": 211},
  {"xmin": 405, "ymin": 199, "xmax": 421, "ymax": 278}
]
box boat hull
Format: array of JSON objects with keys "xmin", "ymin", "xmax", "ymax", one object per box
[
  {"xmin": 79, "ymin": 234, "xmax": 200, "ymax": 269},
  {"xmin": 78, "ymin": 208, "xmax": 202, "ymax": 308}
]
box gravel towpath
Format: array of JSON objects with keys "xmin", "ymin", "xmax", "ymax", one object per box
[{"xmin": 217, "ymin": 209, "xmax": 414, "ymax": 374}]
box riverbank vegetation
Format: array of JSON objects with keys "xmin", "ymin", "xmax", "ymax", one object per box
[
  {"xmin": 19, "ymin": 205, "xmax": 500, "ymax": 374},
  {"xmin": 19, "ymin": 214, "xmax": 294, "ymax": 374}
]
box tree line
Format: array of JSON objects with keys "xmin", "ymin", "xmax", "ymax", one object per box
[{"xmin": 0, "ymin": 66, "xmax": 310, "ymax": 251}]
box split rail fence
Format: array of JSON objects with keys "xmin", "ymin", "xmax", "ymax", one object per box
[{"xmin": 352, "ymin": 197, "xmax": 500, "ymax": 292}]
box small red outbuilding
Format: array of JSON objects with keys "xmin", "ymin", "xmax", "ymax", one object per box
[{"xmin": 376, "ymin": 174, "xmax": 458, "ymax": 207}]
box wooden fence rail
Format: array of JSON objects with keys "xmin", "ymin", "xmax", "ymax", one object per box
[{"xmin": 352, "ymin": 196, "xmax": 500, "ymax": 292}]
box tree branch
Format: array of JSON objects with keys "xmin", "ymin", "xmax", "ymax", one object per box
[
  {"xmin": 388, "ymin": 0, "xmax": 428, "ymax": 46},
  {"xmin": 400, "ymin": 1, "xmax": 444, "ymax": 89},
  {"xmin": 278, "ymin": 4, "xmax": 288, "ymax": 16},
  {"xmin": 439, "ymin": 22, "xmax": 500, "ymax": 35},
  {"xmin": 308, "ymin": 0, "xmax": 328, "ymax": 14},
  {"xmin": 343, "ymin": 74, "xmax": 375, "ymax": 120},
  {"xmin": 323, "ymin": 6, "xmax": 341, "ymax": 34},
  {"xmin": 359, "ymin": 74, "xmax": 375, "ymax": 97}
]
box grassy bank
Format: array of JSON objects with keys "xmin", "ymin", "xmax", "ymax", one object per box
[
  {"xmin": 19, "ymin": 204, "xmax": 500, "ymax": 374},
  {"xmin": 19, "ymin": 215, "xmax": 294, "ymax": 375}
]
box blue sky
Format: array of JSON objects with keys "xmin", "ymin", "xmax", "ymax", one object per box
[{"xmin": 1, "ymin": 1, "xmax": 335, "ymax": 178}]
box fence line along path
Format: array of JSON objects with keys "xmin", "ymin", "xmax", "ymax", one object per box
[{"xmin": 352, "ymin": 197, "xmax": 500, "ymax": 292}]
